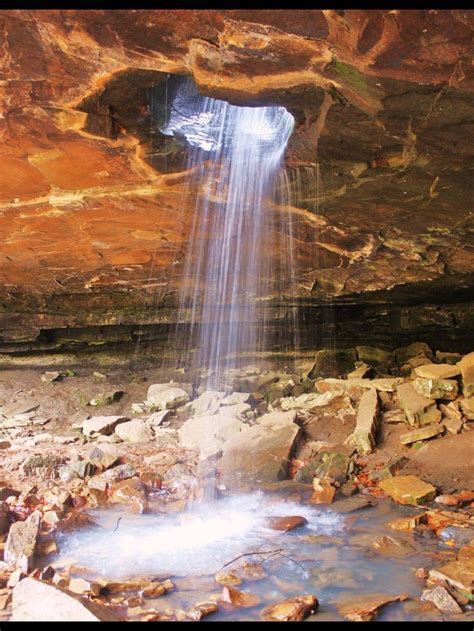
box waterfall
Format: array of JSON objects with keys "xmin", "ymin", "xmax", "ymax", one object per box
[{"xmin": 160, "ymin": 79, "xmax": 295, "ymax": 388}]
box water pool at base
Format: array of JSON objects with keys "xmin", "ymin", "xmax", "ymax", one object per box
[{"xmin": 51, "ymin": 490, "xmax": 467, "ymax": 621}]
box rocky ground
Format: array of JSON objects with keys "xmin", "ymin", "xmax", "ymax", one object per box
[{"xmin": 0, "ymin": 341, "xmax": 473, "ymax": 621}]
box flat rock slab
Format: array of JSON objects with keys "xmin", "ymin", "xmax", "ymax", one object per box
[
  {"xmin": 12, "ymin": 577, "xmax": 121, "ymax": 621},
  {"xmin": 399, "ymin": 423, "xmax": 444, "ymax": 445},
  {"xmin": 372, "ymin": 535, "xmax": 416, "ymax": 557},
  {"xmin": 82, "ymin": 415, "xmax": 129, "ymax": 437},
  {"xmin": 351, "ymin": 388, "xmax": 379, "ymax": 455},
  {"xmin": 397, "ymin": 383, "xmax": 441, "ymax": 427},
  {"xmin": 329, "ymin": 496, "xmax": 373, "ymax": 513},
  {"xmin": 260, "ymin": 595, "xmax": 319, "ymax": 622},
  {"xmin": 415, "ymin": 364, "xmax": 461, "ymax": 379},
  {"xmin": 178, "ymin": 413, "xmax": 245, "ymax": 460},
  {"xmin": 379, "ymin": 475, "xmax": 436, "ymax": 505},
  {"xmin": 337, "ymin": 593, "xmax": 408, "ymax": 622},
  {"xmin": 218, "ymin": 413, "xmax": 300, "ymax": 485}
]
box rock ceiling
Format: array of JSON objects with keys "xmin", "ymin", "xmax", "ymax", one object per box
[{"xmin": 0, "ymin": 9, "xmax": 474, "ymax": 353}]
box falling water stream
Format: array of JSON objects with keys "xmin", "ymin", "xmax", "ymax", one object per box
[{"xmin": 160, "ymin": 79, "xmax": 295, "ymax": 388}]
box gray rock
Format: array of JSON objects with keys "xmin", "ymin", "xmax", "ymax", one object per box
[
  {"xmin": 115, "ymin": 419, "xmax": 153, "ymax": 443},
  {"xmin": 219, "ymin": 411, "xmax": 300, "ymax": 485},
  {"xmin": 146, "ymin": 410, "xmax": 172, "ymax": 428},
  {"xmin": 82, "ymin": 415, "xmax": 129, "ymax": 437},
  {"xmin": 189, "ymin": 390, "xmax": 226, "ymax": 416},
  {"xmin": 5, "ymin": 510, "xmax": 41, "ymax": 571},
  {"xmin": 86, "ymin": 443, "xmax": 122, "ymax": 471},
  {"xmin": 308, "ymin": 348, "xmax": 358, "ymax": 379},
  {"xmin": 146, "ymin": 383, "xmax": 189, "ymax": 410},
  {"xmin": 12, "ymin": 577, "xmax": 121, "ymax": 621},
  {"xmin": 178, "ymin": 413, "xmax": 244, "ymax": 460},
  {"xmin": 421, "ymin": 585, "xmax": 462, "ymax": 614}
]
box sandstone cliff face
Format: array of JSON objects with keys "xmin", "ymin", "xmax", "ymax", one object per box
[{"xmin": 1, "ymin": 10, "xmax": 473, "ymax": 358}]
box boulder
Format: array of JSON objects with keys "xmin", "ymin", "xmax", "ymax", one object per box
[
  {"xmin": 146, "ymin": 383, "xmax": 189, "ymax": 410},
  {"xmin": 397, "ymin": 383, "xmax": 441, "ymax": 426},
  {"xmin": 266, "ymin": 516, "xmax": 307, "ymax": 532},
  {"xmin": 12, "ymin": 577, "xmax": 121, "ymax": 621},
  {"xmin": 379, "ymin": 475, "xmax": 436, "ymax": 505},
  {"xmin": 355, "ymin": 346, "xmax": 396, "ymax": 372},
  {"xmin": 428, "ymin": 559, "xmax": 474, "ymax": 600},
  {"xmin": 458, "ymin": 351, "xmax": 474, "ymax": 396},
  {"xmin": 5, "ymin": 510, "xmax": 41, "ymax": 571},
  {"xmin": 110, "ymin": 478, "xmax": 148, "ymax": 513},
  {"xmin": 372, "ymin": 535, "xmax": 416, "ymax": 557},
  {"xmin": 178, "ymin": 413, "xmax": 245, "ymax": 460},
  {"xmin": 115, "ymin": 419, "xmax": 153, "ymax": 443},
  {"xmin": 394, "ymin": 342, "xmax": 434, "ymax": 366},
  {"xmin": 0, "ymin": 500, "xmax": 10, "ymax": 535},
  {"xmin": 314, "ymin": 451, "xmax": 352, "ymax": 484},
  {"xmin": 146, "ymin": 410, "xmax": 172, "ymax": 428},
  {"xmin": 218, "ymin": 412, "xmax": 300, "ymax": 485},
  {"xmin": 308, "ymin": 348, "xmax": 357, "ymax": 379},
  {"xmin": 413, "ymin": 377, "xmax": 458, "ymax": 400},
  {"xmin": 81, "ymin": 415, "xmax": 129, "ymax": 437},
  {"xmin": 461, "ymin": 397, "xmax": 474, "ymax": 420}
]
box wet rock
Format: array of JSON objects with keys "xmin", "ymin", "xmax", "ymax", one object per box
[
  {"xmin": 439, "ymin": 526, "xmax": 474, "ymax": 548},
  {"xmin": 413, "ymin": 377, "xmax": 458, "ymax": 400},
  {"xmin": 339, "ymin": 481, "xmax": 359, "ymax": 497},
  {"xmin": 308, "ymin": 349, "xmax": 357, "ymax": 379},
  {"xmin": 218, "ymin": 412, "xmax": 300, "ymax": 484},
  {"xmin": 394, "ymin": 342, "xmax": 434, "ymax": 366},
  {"xmin": 310, "ymin": 478, "xmax": 336, "ymax": 504},
  {"xmin": 81, "ymin": 415, "xmax": 129, "ymax": 437},
  {"xmin": 399, "ymin": 423, "xmax": 444, "ymax": 445},
  {"xmin": 337, "ymin": 593, "xmax": 408, "ymax": 622},
  {"xmin": 115, "ymin": 419, "xmax": 153, "ymax": 443},
  {"xmin": 458, "ymin": 351, "xmax": 474, "ymax": 396},
  {"xmin": 86, "ymin": 444, "xmax": 121, "ymax": 471},
  {"xmin": 260, "ymin": 595, "xmax": 319, "ymax": 621},
  {"xmin": 102, "ymin": 463, "xmax": 137, "ymax": 483},
  {"xmin": 139, "ymin": 471, "xmax": 162, "ymax": 492},
  {"xmin": 330, "ymin": 496, "xmax": 373, "ymax": 513},
  {"xmin": 372, "ymin": 535, "xmax": 416, "ymax": 557},
  {"xmin": 459, "ymin": 543, "xmax": 474, "ymax": 562},
  {"xmin": 146, "ymin": 383, "xmax": 190, "ymax": 410},
  {"xmin": 429, "ymin": 559, "xmax": 474, "ymax": 600},
  {"xmin": 379, "ymin": 475, "xmax": 436, "ymax": 505},
  {"xmin": 421, "ymin": 585, "xmax": 463, "ymax": 614},
  {"xmin": 314, "ymin": 451, "xmax": 352, "ymax": 484},
  {"xmin": 220, "ymin": 586, "xmax": 261, "ymax": 608},
  {"xmin": 266, "ymin": 515, "xmax": 308, "ymax": 532},
  {"xmin": 388, "ymin": 513, "xmax": 428, "ymax": 532},
  {"xmin": 368, "ymin": 456, "xmax": 408, "ymax": 482},
  {"xmin": 350, "ymin": 388, "xmax": 379, "ymax": 455},
  {"xmin": 12, "ymin": 577, "xmax": 121, "ymax": 621},
  {"xmin": 5, "ymin": 510, "xmax": 41, "ymax": 571},
  {"xmin": 214, "ymin": 572, "xmax": 242, "ymax": 587},
  {"xmin": 186, "ymin": 602, "xmax": 218, "ymax": 621},
  {"xmin": 110, "ymin": 478, "xmax": 148, "ymax": 513},
  {"xmin": 397, "ymin": 383, "xmax": 441, "ymax": 427},
  {"xmin": 178, "ymin": 413, "xmax": 244, "ymax": 460}
]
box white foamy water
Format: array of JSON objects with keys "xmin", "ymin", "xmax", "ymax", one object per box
[{"xmin": 55, "ymin": 493, "xmax": 343, "ymax": 578}]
